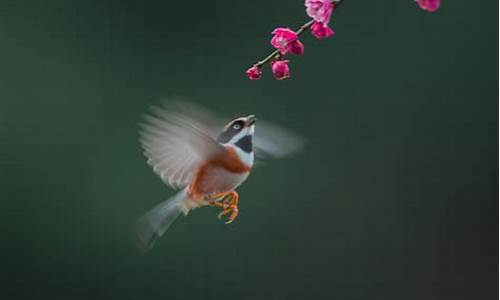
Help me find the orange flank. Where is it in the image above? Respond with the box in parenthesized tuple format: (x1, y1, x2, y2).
(215, 147, 252, 173)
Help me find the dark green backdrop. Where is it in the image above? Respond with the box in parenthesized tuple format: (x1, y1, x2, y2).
(1, 1, 497, 299)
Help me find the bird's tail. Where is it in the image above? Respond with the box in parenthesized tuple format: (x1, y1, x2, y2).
(133, 189, 188, 253)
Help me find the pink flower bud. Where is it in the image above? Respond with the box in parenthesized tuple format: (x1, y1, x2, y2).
(310, 21, 334, 39)
(246, 65, 262, 80)
(271, 27, 298, 55)
(271, 60, 290, 80)
(415, 0, 440, 12)
(290, 40, 304, 56)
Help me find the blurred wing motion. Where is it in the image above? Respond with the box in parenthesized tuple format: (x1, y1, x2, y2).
(253, 120, 305, 159)
(139, 102, 224, 189)
(139, 101, 305, 187)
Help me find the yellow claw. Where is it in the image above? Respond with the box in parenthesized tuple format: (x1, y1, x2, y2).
(210, 191, 239, 224)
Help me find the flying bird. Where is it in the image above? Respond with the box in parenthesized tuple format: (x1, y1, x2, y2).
(134, 101, 304, 252)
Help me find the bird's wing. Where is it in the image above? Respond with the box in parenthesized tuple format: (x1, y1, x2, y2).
(139, 102, 224, 189)
(253, 120, 305, 159)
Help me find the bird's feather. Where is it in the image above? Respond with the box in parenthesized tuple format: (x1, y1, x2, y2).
(139, 102, 224, 188)
(253, 119, 305, 159)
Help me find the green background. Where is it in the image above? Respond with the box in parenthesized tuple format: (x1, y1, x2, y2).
(1, 0, 497, 299)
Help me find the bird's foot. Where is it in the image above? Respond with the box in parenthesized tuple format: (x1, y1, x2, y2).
(209, 191, 239, 224)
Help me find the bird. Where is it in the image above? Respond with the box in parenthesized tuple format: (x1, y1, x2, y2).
(133, 101, 304, 252)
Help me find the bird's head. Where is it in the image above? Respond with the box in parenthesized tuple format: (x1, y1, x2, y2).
(217, 115, 256, 154)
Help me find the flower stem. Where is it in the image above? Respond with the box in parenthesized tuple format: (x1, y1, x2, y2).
(253, 0, 345, 68)
(255, 50, 280, 68)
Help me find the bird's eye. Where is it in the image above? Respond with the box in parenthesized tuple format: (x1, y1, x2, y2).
(232, 123, 241, 130)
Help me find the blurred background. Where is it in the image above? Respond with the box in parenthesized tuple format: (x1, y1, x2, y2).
(0, 0, 497, 299)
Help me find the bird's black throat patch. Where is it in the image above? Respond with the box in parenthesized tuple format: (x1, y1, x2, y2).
(235, 135, 252, 153)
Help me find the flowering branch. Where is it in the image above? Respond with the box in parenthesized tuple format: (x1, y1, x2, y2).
(253, 0, 344, 69)
(245, 0, 441, 81)
(253, 19, 315, 69)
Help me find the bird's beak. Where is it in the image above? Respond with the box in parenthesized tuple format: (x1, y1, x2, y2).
(246, 115, 257, 126)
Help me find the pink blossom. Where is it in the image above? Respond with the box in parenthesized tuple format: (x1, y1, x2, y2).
(415, 0, 440, 12)
(305, 0, 334, 25)
(271, 60, 290, 80)
(290, 40, 304, 56)
(271, 28, 298, 55)
(310, 21, 334, 39)
(246, 65, 262, 80)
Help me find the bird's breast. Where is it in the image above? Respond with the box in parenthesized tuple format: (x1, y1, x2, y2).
(188, 147, 252, 199)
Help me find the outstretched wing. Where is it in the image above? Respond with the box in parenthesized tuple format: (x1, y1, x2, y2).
(253, 120, 305, 159)
(139, 102, 224, 189)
